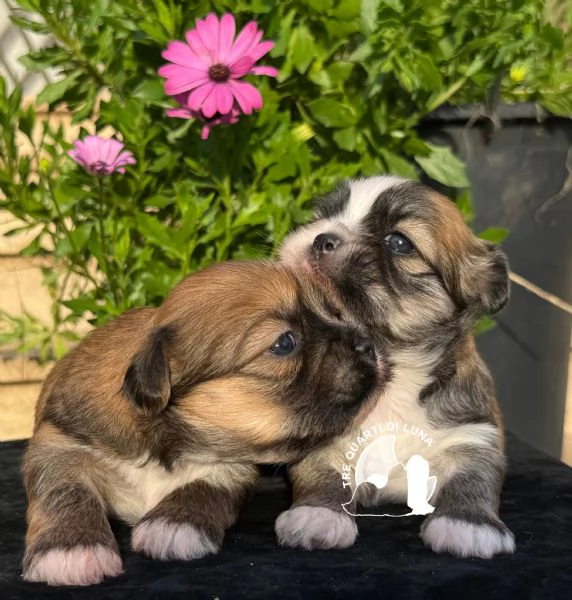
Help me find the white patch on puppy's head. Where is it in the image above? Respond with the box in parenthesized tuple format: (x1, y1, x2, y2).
(342, 176, 407, 228)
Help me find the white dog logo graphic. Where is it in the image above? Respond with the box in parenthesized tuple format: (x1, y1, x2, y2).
(342, 434, 436, 518)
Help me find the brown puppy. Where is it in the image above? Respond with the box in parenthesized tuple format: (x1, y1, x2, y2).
(22, 260, 385, 586)
(278, 176, 515, 559)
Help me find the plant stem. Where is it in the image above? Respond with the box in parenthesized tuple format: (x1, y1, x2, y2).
(47, 178, 80, 260)
(218, 175, 233, 262)
(96, 178, 120, 309)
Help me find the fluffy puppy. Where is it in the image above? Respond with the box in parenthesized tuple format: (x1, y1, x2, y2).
(278, 176, 515, 559)
(22, 261, 385, 586)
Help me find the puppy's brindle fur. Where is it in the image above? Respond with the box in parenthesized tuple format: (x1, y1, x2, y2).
(22, 261, 384, 586)
(278, 176, 515, 559)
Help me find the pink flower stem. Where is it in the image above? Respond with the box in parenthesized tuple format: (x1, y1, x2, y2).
(96, 178, 120, 308)
(216, 174, 233, 262)
(46, 177, 81, 265)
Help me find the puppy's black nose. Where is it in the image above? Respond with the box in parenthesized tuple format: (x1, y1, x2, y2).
(355, 339, 376, 364)
(313, 233, 341, 254)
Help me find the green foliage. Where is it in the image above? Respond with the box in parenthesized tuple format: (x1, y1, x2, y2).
(1, 0, 570, 356)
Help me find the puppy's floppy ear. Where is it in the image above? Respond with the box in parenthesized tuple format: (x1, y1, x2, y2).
(453, 240, 510, 315)
(122, 326, 173, 415)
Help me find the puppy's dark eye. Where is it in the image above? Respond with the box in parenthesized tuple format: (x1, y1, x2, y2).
(384, 233, 415, 255)
(270, 332, 298, 356)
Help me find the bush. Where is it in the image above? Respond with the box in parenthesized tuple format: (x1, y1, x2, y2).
(0, 0, 570, 358)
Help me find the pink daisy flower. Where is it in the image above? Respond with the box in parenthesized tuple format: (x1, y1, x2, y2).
(158, 13, 278, 120)
(68, 136, 136, 176)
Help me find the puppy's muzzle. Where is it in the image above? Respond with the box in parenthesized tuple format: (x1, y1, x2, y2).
(313, 233, 342, 255)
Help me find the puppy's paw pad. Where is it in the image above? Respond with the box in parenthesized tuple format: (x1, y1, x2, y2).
(275, 506, 357, 550)
(421, 516, 515, 558)
(132, 519, 219, 561)
(23, 545, 123, 586)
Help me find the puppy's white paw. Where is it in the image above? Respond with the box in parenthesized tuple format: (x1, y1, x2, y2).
(23, 545, 123, 586)
(275, 506, 357, 550)
(421, 516, 515, 559)
(132, 519, 219, 561)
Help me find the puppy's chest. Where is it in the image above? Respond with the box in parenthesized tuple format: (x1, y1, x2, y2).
(361, 363, 441, 462)
(103, 455, 232, 524)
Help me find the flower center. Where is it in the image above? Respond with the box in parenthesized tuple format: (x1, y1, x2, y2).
(89, 160, 109, 174)
(208, 63, 231, 82)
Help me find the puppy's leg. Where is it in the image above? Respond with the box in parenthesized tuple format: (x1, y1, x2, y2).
(22, 432, 122, 586)
(420, 443, 515, 559)
(132, 467, 257, 561)
(275, 453, 358, 550)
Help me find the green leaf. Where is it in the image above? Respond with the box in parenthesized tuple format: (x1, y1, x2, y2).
(379, 149, 418, 179)
(412, 55, 442, 91)
(381, 0, 404, 11)
(66, 223, 94, 254)
(415, 143, 469, 187)
(266, 154, 298, 181)
(327, 62, 354, 87)
(479, 227, 509, 244)
(114, 228, 131, 264)
(288, 26, 316, 74)
(151, 0, 176, 36)
(36, 73, 81, 106)
(136, 213, 184, 258)
(456, 191, 474, 224)
(132, 79, 165, 102)
(63, 295, 100, 315)
(361, 0, 379, 33)
(301, 0, 332, 10)
(333, 128, 357, 151)
(307, 98, 358, 128)
(7, 86, 23, 115)
(333, 0, 361, 19)
(348, 43, 372, 62)
(10, 15, 50, 34)
(19, 47, 68, 71)
(475, 316, 496, 336)
(541, 95, 572, 117)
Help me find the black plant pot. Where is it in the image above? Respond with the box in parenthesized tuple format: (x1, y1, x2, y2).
(419, 103, 572, 460)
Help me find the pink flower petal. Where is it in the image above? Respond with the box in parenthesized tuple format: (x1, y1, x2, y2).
(158, 64, 207, 79)
(243, 40, 274, 64)
(227, 21, 259, 64)
(187, 82, 216, 112)
(162, 41, 209, 69)
(185, 29, 210, 59)
(230, 55, 256, 77)
(228, 80, 263, 114)
(201, 84, 221, 118)
(114, 151, 136, 166)
(196, 14, 219, 57)
(160, 64, 211, 95)
(217, 13, 236, 63)
(167, 107, 194, 119)
(172, 92, 189, 106)
(101, 139, 124, 165)
(213, 84, 234, 115)
(249, 65, 279, 77)
(82, 136, 103, 164)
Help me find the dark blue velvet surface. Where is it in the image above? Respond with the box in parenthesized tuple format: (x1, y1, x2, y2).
(2, 434, 572, 599)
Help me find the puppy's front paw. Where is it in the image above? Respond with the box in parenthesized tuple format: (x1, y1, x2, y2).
(420, 515, 515, 558)
(275, 506, 357, 550)
(132, 519, 219, 561)
(23, 545, 123, 586)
